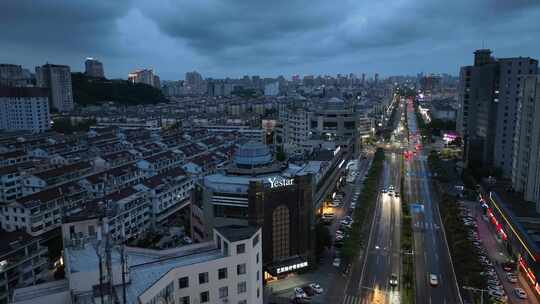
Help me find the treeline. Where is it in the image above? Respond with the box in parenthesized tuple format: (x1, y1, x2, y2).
(71, 73, 168, 105)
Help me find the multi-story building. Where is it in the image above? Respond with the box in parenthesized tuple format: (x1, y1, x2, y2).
(1, 182, 86, 236)
(278, 103, 311, 154)
(35, 64, 74, 112)
(84, 57, 104, 78)
(512, 75, 540, 212)
(12, 219, 263, 304)
(457, 49, 538, 175)
(0, 231, 48, 304)
(128, 69, 160, 88)
(135, 168, 194, 223)
(0, 88, 51, 133)
(0, 64, 31, 87)
(200, 142, 314, 280)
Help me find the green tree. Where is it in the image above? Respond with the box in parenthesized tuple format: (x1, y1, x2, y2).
(315, 223, 332, 257)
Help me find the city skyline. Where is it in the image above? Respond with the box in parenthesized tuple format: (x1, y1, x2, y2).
(1, 1, 540, 79)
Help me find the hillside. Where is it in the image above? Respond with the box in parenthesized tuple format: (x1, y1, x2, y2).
(71, 72, 167, 105)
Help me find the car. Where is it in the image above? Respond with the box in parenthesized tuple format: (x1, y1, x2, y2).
(335, 235, 344, 241)
(322, 213, 335, 220)
(351, 202, 357, 208)
(182, 236, 193, 244)
(507, 274, 518, 284)
(388, 192, 393, 197)
(395, 193, 400, 198)
(389, 273, 399, 287)
(381, 189, 388, 194)
(302, 286, 315, 297)
(294, 287, 307, 298)
(514, 288, 527, 299)
(429, 274, 438, 286)
(389, 185, 395, 191)
(309, 283, 323, 294)
(333, 258, 341, 267)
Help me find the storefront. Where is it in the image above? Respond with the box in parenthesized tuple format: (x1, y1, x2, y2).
(484, 192, 540, 300)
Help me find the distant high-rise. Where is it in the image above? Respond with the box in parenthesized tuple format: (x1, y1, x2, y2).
(361, 73, 366, 84)
(374, 73, 379, 84)
(35, 63, 74, 112)
(512, 75, 540, 213)
(185, 71, 203, 87)
(457, 49, 538, 175)
(0, 87, 51, 133)
(128, 68, 160, 88)
(84, 57, 104, 78)
(0, 64, 33, 87)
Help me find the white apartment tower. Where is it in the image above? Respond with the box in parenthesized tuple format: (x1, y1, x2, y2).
(0, 87, 51, 133)
(35, 63, 74, 112)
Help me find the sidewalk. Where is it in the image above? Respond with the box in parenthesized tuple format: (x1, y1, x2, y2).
(467, 201, 540, 304)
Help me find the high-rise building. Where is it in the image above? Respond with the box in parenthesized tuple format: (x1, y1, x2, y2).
(84, 57, 104, 78)
(512, 75, 540, 212)
(0, 87, 51, 133)
(0, 64, 32, 87)
(374, 73, 379, 84)
(457, 49, 538, 175)
(35, 63, 74, 112)
(264, 82, 279, 96)
(128, 68, 160, 88)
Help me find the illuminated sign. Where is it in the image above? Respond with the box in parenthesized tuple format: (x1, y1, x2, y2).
(268, 176, 294, 189)
(276, 261, 308, 274)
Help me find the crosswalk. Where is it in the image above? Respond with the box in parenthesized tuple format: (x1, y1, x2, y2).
(413, 221, 440, 230)
(342, 294, 360, 304)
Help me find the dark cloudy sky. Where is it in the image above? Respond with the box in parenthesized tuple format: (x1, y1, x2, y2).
(1, 0, 540, 80)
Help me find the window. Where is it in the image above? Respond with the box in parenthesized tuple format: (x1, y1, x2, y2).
(237, 263, 246, 275)
(238, 281, 247, 294)
(256, 252, 259, 264)
(238, 300, 247, 304)
(257, 270, 260, 281)
(178, 276, 189, 289)
(200, 291, 209, 303)
(257, 287, 260, 298)
(272, 205, 290, 260)
(199, 272, 209, 284)
(180, 296, 190, 304)
(219, 286, 228, 298)
(218, 267, 227, 280)
(236, 243, 245, 254)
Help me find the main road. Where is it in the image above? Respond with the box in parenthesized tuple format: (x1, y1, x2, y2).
(342, 97, 405, 304)
(404, 97, 462, 304)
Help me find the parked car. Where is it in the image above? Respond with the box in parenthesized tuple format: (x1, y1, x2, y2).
(294, 287, 307, 298)
(302, 286, 315, 297)
(333, 258, 341, 267)
(514, 288, 527, 299)
(506, 274, 518, 283)
(309, 283, 323, 294)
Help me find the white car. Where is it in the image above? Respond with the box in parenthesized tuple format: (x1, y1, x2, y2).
(514, 288, 527, 299)
(429, 274, 438, 286)
(294, 287, 307, 298)
(333, 258, 341, 267)
(507, 274, 518, 283)
(309, 283, 323, 294)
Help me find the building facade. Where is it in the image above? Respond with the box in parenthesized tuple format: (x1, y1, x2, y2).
(35, 64, 74, 112)
(201, 143, 314, 280)
(0, 88, 51, 133)
(457, 49, 538, 175)
(84, 58, 104, 78)
(128, 69, 160, 88)
(512, 75, 540, 212)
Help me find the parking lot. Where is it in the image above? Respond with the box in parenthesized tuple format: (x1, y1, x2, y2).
(459, 200, 539, 304)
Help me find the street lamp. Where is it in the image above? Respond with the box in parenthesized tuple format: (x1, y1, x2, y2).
(462, 286, 488, 304)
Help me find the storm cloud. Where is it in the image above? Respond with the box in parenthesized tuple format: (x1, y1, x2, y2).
(1, 0, 540, 79)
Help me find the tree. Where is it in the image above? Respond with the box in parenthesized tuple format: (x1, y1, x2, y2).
(275, 146, 286, 161)
(315, 223, 332, 257)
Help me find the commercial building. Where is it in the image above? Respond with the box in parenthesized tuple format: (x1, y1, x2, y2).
(12, 218, 263, 304)
(457, 49, 538, 175)
(35, 64, 74, 112)
(0, 87, 51, 133)
(512, 75, 540, 211)
(200, 142, 314, 280)
(481, 190, 540, 300)
(84, 57, 104, 78)
(278, 102, 311, 155)
(0, 231, 48, 304)
(309, 97, 361, 153)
